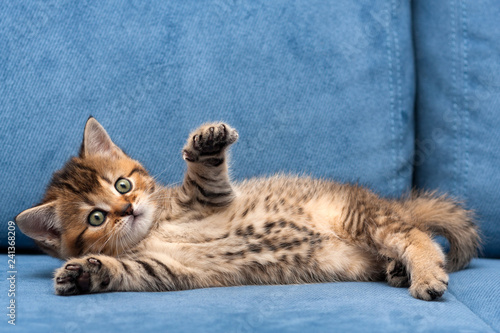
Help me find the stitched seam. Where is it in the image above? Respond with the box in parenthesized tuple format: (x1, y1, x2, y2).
(461, 0, 470, 198)
(386, 0, 396, 196)
(447, 288, 498, 332)
(392, 0, 403, 195)
(450, 0, 459, 196)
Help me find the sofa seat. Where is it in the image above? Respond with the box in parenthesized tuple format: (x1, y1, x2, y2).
(5, 255, 498, 333)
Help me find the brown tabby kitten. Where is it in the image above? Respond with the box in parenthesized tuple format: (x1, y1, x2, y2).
(15, 117, 480, 301)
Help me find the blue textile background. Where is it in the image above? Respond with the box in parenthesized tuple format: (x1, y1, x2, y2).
(0, 0, 415, 249)
(413, 0, 500, 257)
(1, 1, 500, 333)
(0, 255, 497, 333)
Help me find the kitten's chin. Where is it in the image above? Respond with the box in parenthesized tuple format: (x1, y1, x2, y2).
(120, 206, 154, 250)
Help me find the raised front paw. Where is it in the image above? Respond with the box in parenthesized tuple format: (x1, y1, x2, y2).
(183, 123, 238, 162)
(54, 257, 111, 296)
(409, 266, 449, 301)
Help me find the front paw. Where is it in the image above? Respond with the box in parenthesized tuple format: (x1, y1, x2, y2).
(409, 266, 449, 301)
(54, 257, 111, 296)
(183, 123, 238, 162)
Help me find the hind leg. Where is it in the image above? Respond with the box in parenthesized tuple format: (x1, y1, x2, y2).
(339, 206, 449, 300)
(378, 227, 449, 300)
(385, 258, 410, 288)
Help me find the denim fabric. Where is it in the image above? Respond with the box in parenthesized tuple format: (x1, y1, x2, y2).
(413, 0, 500, 257)
(2, 2, 500, 333)
(448, 259, 500, 332)
(0, 0, 415, 249)
(1, 255, 497, 333)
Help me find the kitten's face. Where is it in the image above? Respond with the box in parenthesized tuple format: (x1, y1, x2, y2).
(16, 118, 157, 259)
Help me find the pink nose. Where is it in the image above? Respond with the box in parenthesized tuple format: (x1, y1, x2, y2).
(119, 203, 134, 216)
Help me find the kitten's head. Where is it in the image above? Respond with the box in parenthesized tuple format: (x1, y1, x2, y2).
(16, 117, 157, 259)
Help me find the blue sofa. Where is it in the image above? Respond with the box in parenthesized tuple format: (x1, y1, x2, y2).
(1, 1, 499, 332)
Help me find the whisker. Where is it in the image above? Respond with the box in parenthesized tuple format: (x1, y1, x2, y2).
(162, 180, 182, 187)
(97, 226, 119, 254)
(151, 163, 179, 183)
(118, 229, 134, 258)
(117, 233, 136, 262)
(85, 228, 115, 254)
(116, 234, 126, 257)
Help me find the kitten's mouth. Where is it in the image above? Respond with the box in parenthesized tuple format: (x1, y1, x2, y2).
(129, 211, 143, 225)
(119, 203, 152, 245)
(129, 205, 149, 228)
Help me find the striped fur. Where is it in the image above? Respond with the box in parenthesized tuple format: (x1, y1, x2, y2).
(15, 118, 480, 301)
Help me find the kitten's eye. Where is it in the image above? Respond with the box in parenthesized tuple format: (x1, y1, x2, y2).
(88, 210, 107, 226)
(115, 178, 132, 194)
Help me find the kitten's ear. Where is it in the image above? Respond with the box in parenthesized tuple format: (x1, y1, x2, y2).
(15, 202, 62, 256)
(79, 117, 124, 158)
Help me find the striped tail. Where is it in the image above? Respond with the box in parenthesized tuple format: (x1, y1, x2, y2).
(403, 191, 481, 272)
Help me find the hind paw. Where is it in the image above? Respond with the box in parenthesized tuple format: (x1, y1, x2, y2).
(386, 259, 410, 288)
(409, 266, 448, 301)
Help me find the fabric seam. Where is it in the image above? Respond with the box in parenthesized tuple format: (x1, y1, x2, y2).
(461, 0, 470, 199)
(392, 0, 404, 196)
(387, 0, 396, 196)
(447, 288, 498, 332)
(450, 0, 459, 196)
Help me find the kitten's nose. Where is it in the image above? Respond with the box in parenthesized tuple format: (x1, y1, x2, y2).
(119, 203, 134, 216)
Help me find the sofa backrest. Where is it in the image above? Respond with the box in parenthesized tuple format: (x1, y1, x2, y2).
(413, 0, 500, 257)
(0, 0, 415, 250)
(10, 0, 500, 259)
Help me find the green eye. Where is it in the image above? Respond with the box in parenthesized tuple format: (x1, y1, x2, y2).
(88, 210, 106, 226)
(115, 178, 132, 194)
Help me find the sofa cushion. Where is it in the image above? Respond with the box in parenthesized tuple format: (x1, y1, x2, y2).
(3, 255, 497, 332)
(413, 0, 500, 257)
(448, 259, 500, 332)
(0, 0, 415, 249)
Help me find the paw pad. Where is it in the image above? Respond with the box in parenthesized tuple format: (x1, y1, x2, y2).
(88, 257, 101, 267)
(183, 123, 238, 162)
(55, 257, 110, 296)
(427, 288, 444, 300)
(65, 264, 82, 271)
(56, 276, 73, 284)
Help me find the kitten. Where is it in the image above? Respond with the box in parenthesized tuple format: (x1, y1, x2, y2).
(15, 117, 480, 300)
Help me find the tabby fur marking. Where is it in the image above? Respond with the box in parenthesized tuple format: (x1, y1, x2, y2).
(15, 117, 480, 301)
